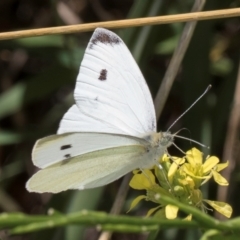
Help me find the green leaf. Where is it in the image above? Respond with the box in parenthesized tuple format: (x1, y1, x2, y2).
(146, 206, 161, 217)
(0, 65, 76, 119)
(15, 36, 64, 48)
(0, 131, 22, 145)
(58, 49, 85, 69)
(200, 229, 239, 240)
(127, 195, 146, 213)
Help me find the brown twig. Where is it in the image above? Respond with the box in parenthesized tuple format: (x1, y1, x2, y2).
(216, 61, 240, 219)
(154, 0, 206, 119)
(0, 8, 239, 40)
(56, 2, 83, 25)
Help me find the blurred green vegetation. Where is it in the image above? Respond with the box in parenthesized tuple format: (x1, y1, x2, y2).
(0, 0, 239, 239)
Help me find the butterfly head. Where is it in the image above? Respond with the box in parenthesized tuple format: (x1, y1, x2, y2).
(159, 131, 174, 148)
(144, 132, 174, 149)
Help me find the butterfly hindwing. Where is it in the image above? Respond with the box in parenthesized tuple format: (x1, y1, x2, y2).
(27, 145, 147, 193)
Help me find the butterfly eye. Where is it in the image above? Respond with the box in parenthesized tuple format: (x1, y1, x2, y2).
(160, 132, 173, 147)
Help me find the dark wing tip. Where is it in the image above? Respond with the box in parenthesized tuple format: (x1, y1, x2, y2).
(89, 28, 121, 48)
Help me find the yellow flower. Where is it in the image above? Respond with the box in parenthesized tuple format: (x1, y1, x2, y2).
(128, 148, 232, 219)
(184, 148, 229, 186)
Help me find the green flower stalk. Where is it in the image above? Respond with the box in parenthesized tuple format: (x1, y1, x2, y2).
(128, 148, 232, 219)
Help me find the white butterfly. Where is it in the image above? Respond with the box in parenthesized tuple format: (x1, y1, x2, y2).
(26, 28, 174, 193)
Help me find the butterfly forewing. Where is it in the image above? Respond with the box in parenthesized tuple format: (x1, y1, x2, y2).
(58, 28, 156, 137)
(32, 132, 147, 168)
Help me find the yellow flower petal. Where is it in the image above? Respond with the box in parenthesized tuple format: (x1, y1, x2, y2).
(183, 214, 192, 221)
(212, 170, 229, 186)
(133, 169, 140, 174)
(168, 158, 185, 180)
(129, 170, 156, 189)
(183, 165, 208, 180)
(146, 206, 161, 217)
(216, 161, 229, 172)
(204, 200, 232, 218)
(160, 154, 170, 163)
(203, 156, 219, 174)
(127, 195, 146, 213)
(185, 176, 195, 188)
(165, 204, 178, 219)
(186, 148, 203, 166)
(168, 162, 178, 179)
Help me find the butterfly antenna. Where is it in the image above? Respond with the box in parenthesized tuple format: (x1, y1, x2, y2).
(167, 85, 212, 131)
(172, 142, 186, 155)
(173, 127, 189, 136)
(174, 135, 209, 148)
(173, 128, 209, 148)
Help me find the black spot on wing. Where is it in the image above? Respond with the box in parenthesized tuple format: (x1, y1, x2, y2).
(89, 29, 121, 49)
(64, 154, 71, 158)
(60, 144, 72, 150)
(98, 69, 107, 81)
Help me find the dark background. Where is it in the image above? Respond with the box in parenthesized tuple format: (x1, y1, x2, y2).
(0, 0, 239, 239)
